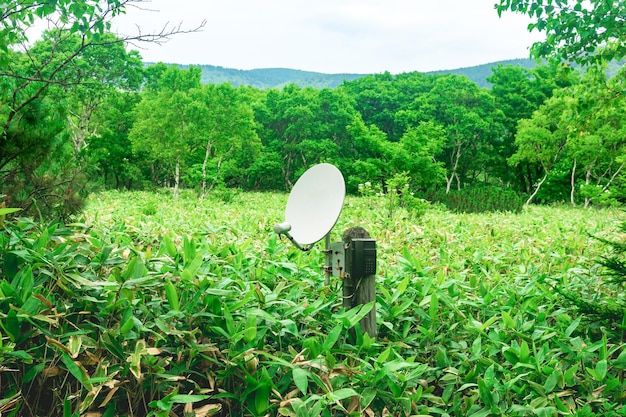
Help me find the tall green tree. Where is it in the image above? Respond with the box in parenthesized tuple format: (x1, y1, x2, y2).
(496, 0, 626, 65)
(190, 83, 262, 196)
(406, 75, 504, 192)
(564, 69, 626, 206)
(88, 90, 144, 189)
(0, 1, 203, 217)
(509, 94, 571, 204)
(341, 71, 437, 141)
(497, 0, 626, 345)
(487, 62, 577, 192)
(129, 66, 203, 200)
(62, 33, 144, 156)
(255, 84, 359, 190)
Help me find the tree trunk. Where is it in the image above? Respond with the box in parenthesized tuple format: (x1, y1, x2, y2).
(200, 141, 212, 200)
(445, 174, 454, 194)
(570, 158, 577, 206)
(174, 157, 180, 201)
(526, 171, 548, 205)
(584, 168, 592, 208)
(207, 158, 222, 193)
(282, 153, 294, 191)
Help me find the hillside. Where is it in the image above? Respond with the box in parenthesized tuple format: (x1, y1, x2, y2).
(171, 64, 365, 88)
(161, 58, 623, 89)
(160, 59, 535, 89)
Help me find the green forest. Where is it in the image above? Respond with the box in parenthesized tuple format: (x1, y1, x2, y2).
(2, 4, 625, 220)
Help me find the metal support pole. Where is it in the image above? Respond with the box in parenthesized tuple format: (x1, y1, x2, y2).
(324, 233, 332, 286)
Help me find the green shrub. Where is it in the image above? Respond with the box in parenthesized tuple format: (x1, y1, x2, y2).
(359, 172, 430, 221)
(428, 186, 525, 213)
(1, 192, 624, 416)
(557, 220, 626, 337)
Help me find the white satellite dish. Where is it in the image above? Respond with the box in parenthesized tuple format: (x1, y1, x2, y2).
(275, 163, 345, 247)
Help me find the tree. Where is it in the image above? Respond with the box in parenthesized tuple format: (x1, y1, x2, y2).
(496, 0, 626, 65)
(487, 62, 577, 192)
(129, 65, 203, 200)
(0, 1, 203, 217)
(496, 0, 626, 339)
(255, 84, 359, 190)
(341, 71, 436, 142)
(395, 122, 447, 190)
(191, 83, 261, 196)
(88, 90, 144, 189)
(564, 69, 626, 206)
(61, 33, 144, 156)
(509, 94, 571, 204)
(405, 75, 504, 193)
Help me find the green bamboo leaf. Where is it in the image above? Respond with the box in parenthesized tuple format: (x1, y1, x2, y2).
(477, 378, 492, 407)
(395, 275, 410, 299)
(164, 278, 180, 311)
(501, 310, 516, 329)
(468, 409, 491, 417)
(543, 369, 561, 393)
(322, 325, 342, 352)
(429, 292, 439, 320)
(254, 371, 271, 415)
(61, 353, 92, 391)
(122, 257, 147, 280)
(520, 340, 531, 363)
(564, 363, 579, 385)
(564, 317, 581, 337)
(170, 394, 210, 403)
(183, 235, 196, 266)
(0, 207, 21, 215)
(376, 347, 392, 364)
(1, 310, 20, 342)
(68, 335, 82, 358)
(120, 310, 134, 335)
(595, 359, 608, 380)
(243, 314, 257, 343)
(292, 367, 308, 395)
(327, 388, 358, 402)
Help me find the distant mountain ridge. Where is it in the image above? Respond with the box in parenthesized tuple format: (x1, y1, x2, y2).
(162, 58, 539, 89)
(153, 58, 624, 89)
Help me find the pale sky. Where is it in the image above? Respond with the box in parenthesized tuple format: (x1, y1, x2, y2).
(112, 0, 545, 74)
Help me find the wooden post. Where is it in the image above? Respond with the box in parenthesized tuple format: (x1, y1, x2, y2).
(342, 226, 377, 339)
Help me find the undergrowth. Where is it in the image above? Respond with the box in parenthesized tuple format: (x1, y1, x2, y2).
(0, 190, 625, 416)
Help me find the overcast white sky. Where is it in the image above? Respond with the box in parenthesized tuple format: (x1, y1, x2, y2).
(112, 0, 544, 74)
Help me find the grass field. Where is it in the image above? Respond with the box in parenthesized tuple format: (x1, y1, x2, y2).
(2, 189, 626, 416)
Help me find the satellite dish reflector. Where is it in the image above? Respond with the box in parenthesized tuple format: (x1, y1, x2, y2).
(283, 163, 345, 245)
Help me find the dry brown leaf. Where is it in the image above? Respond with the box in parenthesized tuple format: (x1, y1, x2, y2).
(193, 403, 222, 417)
(592, 384, 607, 398)
(346, 395, 360, 413)
(99, 386, 119, 408)
(45, 336, 72, 354)
(83, 351, 100, 366)
(42, 366, 62, 377)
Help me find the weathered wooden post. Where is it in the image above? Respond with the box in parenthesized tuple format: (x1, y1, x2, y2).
(342, 226, 377, 339)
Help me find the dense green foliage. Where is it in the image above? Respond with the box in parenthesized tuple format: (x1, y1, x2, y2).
(1, 191, 626, 416)
(2, 11, 626, 218)
(429, 186, 525, 213)
(496, 0, 626, 65)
